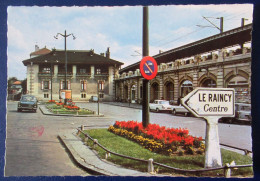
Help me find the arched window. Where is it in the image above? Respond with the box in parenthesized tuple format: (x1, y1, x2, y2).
(180, 80, 193, 97)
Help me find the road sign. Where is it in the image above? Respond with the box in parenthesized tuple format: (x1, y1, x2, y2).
(140, 56, 158, 80)
(181, 88, 235, 118)
(181, 87, 235, 168)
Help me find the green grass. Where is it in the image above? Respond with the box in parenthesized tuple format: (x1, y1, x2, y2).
(81, 129, 253, 177)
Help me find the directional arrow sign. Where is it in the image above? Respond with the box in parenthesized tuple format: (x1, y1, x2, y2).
(181, 87, 235, 168)
(181, 88, 235, 118)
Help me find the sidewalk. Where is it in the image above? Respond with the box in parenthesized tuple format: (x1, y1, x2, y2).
(39, 105, 104, 117)
(58, 132, 153, 176)
(102, 102, 142, 109)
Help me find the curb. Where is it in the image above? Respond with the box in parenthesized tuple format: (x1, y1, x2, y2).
(102, 102, 142, 110)
(57, 134, 110, 176)
(39, 105, 104, 117)
(58, 133, 153, 176)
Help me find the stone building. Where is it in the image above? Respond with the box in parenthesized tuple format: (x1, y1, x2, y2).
(23, 47, 123, 101)
(115, 24, 252, 104)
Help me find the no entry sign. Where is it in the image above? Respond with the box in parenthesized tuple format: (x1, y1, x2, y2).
(140, 56, 158, 80)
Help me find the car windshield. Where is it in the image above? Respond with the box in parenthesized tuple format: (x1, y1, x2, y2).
(21, 96, 35, 101)
(159, 101, 170, 105)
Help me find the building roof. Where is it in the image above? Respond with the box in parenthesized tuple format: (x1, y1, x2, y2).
(120, 23, 252, 73)
(30, 47, 51, 56)
(23, 49, 124, 66)
(13, 81, 22, 85)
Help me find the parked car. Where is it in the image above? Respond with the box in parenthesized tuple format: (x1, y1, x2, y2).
(149, 100, 173, 112)
(220, 103, 251, 124)
(17, 95, 38, 112)
(171, 105, 190, 116)
(89, 96, 98, 102)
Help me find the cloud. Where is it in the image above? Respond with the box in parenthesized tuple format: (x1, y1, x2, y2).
(6, 5, 253, 79)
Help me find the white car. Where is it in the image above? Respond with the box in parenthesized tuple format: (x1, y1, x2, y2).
(149, 100, 173, 113)
(171, 105, 190, 116)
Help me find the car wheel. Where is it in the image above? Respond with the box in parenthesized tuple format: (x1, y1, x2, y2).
(172, 109, 176, 115)
(34, 109, 37, 113)
(17, 108, 21, 112)
(156, 108, 159, 113)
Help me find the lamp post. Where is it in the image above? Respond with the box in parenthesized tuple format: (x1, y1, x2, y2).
(50, 60, 53, 101)
(54, 30, 76, 105)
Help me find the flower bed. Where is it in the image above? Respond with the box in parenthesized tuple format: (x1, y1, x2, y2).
(46, 101, 94, 115)
(63, 105, 80, 110)
(108, 121, 205, 156)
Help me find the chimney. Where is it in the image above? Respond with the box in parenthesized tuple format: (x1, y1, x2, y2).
(35, 45, 39, 51)
(106, 47, 110, 59)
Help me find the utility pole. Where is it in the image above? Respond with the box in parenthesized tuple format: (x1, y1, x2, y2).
(198, 16, 224, 33)
(142, 6, 150, 128)
(241, 18, 248, 27)
(219, 17, 223, 33)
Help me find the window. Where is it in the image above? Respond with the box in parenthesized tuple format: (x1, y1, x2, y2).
(44, 81, 49, 89)
(81, 94, 86, 98)
(97, 69, 101, 75)
(99, 93, 104, 99)
(41, 80, 51, 90)
(42, 67, 50, 73)
(98, 81, 104, 91)
(80, 68, 86, 74)
(44, 94, 49, 98)
(60, 80, 71, 90)
(81, 80, 87, 90)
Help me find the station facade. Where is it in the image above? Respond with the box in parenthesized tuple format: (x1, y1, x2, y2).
(115, 24, 252, 105)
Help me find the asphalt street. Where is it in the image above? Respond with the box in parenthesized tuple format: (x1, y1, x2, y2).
(76, 102, 252, 151)
(5, 101, 252, 176)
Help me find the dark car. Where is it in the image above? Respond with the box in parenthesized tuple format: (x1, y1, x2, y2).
(17, 95, 38, 112)
(89, 96, 98, 102)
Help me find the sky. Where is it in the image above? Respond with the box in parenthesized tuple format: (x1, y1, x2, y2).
(7, 4, 253, 80)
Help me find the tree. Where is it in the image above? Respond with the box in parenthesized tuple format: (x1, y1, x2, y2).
(21, 78, 27, 94)
(8, 77, 18, 94)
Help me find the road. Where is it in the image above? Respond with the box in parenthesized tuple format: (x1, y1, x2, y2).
(76, 102, 252, 151)
(5, 101, 252, 176)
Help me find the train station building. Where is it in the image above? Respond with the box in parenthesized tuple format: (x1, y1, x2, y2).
(115, 24, 252, 104)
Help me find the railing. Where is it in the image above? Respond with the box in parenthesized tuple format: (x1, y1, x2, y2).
(58, 72, 73, 76)
(38, 72, 53, 76)
(76, 73, 91, 76)
(76, 126, 253, 177)
(95, 73, 109, 76)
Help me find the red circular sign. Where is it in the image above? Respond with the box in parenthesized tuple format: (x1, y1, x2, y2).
(140, 56, 158, 80)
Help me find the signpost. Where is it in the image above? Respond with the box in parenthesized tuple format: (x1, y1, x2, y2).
(181, 88, 235, 168)
(140, 56, 158, 128)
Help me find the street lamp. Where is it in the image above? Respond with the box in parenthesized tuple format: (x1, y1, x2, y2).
(54, 30, 76, 105)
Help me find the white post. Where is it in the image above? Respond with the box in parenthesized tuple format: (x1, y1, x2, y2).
(205, 117, 222, 168)
(84, 136, 88, 142)
(148, 158, 154, 173)
(224, 163, 231, 178)
(93, 139, 98, 149)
